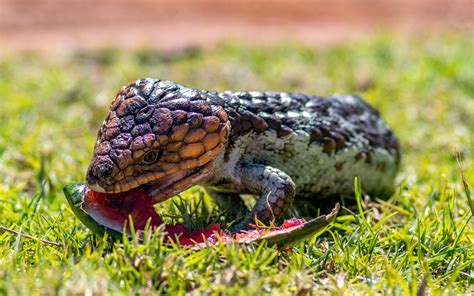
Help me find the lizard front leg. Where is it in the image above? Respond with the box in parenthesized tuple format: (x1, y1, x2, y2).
(231, 164, 296, 232)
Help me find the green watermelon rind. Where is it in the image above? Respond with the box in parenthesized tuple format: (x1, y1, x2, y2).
(63, 183, 123, 239)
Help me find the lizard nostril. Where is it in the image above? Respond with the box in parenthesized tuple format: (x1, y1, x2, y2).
(94, 163, 113, 179)
(86, 156, 116, 186)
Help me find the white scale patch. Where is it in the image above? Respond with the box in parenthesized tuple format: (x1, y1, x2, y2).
(218, 128, 397, 199)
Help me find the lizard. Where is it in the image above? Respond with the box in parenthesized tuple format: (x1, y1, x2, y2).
(85, 78, 400, 232)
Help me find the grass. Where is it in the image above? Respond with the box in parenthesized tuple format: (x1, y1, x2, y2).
(0, 33, 473, 295)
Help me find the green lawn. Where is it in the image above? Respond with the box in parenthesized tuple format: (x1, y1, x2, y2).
(0, 33, 472, 295)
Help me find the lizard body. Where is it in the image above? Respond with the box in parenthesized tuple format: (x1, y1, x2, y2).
(86, 78, 400, 231)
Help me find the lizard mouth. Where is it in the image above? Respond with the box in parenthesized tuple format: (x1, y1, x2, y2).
(145, 166, 204, 203)
(77, 162, 215, 237)
(89, 161, 214, 205)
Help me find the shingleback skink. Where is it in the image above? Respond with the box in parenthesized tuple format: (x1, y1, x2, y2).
(85, 78, 400, 231)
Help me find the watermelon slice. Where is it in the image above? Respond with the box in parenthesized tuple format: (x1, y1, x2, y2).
(63, 183, 339, 249)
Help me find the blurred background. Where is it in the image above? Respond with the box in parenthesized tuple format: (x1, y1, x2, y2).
(0, 0, 472, 52)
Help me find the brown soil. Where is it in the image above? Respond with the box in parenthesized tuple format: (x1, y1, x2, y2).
(0, 0, 472, 53)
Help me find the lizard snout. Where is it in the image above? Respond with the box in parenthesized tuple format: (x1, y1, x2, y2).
(85, 156, 117, 193)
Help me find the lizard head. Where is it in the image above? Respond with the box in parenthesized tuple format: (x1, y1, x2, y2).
(86, 78, 230, 203)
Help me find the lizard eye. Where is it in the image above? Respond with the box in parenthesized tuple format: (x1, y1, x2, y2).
(142, 150, 161, 164)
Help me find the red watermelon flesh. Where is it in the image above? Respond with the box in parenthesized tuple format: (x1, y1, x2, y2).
(82, 187, 314, 247)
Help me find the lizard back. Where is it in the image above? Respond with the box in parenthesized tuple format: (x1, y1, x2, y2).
(217, 90, 400, 199)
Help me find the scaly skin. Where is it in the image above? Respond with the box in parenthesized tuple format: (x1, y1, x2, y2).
(86, 78, 400, 231)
